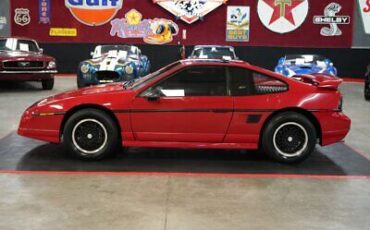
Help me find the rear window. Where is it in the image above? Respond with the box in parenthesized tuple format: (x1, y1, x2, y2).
(229, 67, 288, 96)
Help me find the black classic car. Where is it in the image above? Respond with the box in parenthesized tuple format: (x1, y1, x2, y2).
(0, 37, 57, 90)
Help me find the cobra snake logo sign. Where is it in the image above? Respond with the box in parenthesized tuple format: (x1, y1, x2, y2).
(313, 2, 350, 37)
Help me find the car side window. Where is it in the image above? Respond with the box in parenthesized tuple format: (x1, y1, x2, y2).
(229, 67, 288, 96)
(229, 67, 254, 96)
(253, 72, 288, 95)
(148, 67, 227, 97)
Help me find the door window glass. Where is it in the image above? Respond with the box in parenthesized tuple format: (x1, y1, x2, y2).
(151, 67, 227, 97)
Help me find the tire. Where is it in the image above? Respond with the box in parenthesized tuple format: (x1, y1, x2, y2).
(77, 77, 86, 89)
(364, 84, 370, 100)
(261, 112, 317, 163)
(63, 109, 120, 160)
(42, 78, 54, 90)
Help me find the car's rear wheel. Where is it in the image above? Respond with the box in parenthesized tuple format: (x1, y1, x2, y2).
(63, 109, 119, 160)
(261, 112, 317, 163)
(42, 78, 54, 90)
(365, 84, 370, 100)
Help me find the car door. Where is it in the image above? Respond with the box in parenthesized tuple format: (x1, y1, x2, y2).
(130, 66, 233, 143)
(224, 67, 289, 145)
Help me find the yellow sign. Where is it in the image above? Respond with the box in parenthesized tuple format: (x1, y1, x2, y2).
(49, 28, 77, 37)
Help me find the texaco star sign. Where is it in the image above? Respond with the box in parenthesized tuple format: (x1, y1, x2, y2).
(153, 0, 228, 24)
(257, 0, 309, 34)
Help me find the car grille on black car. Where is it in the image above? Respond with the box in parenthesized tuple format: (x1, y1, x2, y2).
(3, 61, 45, 71)
(95, 71, 120, 82)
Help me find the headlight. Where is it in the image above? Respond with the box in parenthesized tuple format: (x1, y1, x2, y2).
(47, 61, 56, 69)
(81, 64, 89, 74)
(125, 65, 134, 75)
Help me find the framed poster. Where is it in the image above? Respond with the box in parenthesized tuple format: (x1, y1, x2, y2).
(226, 6, 250, 42)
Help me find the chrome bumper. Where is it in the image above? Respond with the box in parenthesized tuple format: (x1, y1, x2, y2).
(0, 70, 58, 74)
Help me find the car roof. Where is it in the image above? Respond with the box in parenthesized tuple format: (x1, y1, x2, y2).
(284, 54, 326, 59)
(178, 59, 288, 81)
(180, 58, 245, 66)
(0, 36, 36, 41)
(193, 45, 234, 49)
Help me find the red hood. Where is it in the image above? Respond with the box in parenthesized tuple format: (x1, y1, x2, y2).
(52, 83, 127, 101)
(0, 50, 55, 61)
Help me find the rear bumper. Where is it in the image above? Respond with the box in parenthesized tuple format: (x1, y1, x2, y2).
(0, 70, 57, 81)
(315, 111, 351, 146)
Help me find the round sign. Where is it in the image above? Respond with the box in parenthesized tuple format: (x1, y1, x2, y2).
(257, 0, 309, 34)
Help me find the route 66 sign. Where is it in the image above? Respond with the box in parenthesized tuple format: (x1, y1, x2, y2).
(14, 8, 31, 26)
(153, 0, 228, 24)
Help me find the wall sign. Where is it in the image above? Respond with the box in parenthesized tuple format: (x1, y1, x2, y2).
(110, 9, 179, 44)
(49, 28, 77, 37)
(358, 0, 370, 34)
(313, 3, 350, 36)
(39, 0, 51, 24)
(257, 0, 309, 34)
(0, 0, 10, 36)
(14, 8, 31, 26)
(110, 9, 151, 38)
(65, 0, 123, 26)
(153, 0, 228, 24)
(226, 6, 250, 42)
(0, 17, 6, 30)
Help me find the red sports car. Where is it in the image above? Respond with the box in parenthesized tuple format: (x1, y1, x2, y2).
(0, 37, 57, 90)
(18, 59, 351, 163)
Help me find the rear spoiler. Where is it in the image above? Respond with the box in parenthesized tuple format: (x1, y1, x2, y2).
(292, 74, 343, 90)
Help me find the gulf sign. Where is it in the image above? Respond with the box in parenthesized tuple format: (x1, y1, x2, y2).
(65, 0, 123, 26)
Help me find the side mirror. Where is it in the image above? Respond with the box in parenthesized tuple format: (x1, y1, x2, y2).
(145, 88, 161, 102)
(39, 48, 44, 54)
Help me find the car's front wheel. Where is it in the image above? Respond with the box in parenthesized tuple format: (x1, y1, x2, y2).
(63, 109, 120, 160)
(77, 77, 86, 89)
(42, 78, 54, 90)
(261, 112, 317, 163)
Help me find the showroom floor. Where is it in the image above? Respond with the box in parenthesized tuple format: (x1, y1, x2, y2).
(0, 77, 369, 230)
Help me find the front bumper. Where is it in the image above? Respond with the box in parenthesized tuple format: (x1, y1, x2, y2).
(0, 70, 57, 81)
(18, 109, 63, 143)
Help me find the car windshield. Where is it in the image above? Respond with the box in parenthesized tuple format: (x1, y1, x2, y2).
(284, 55, 326, 65)
(128, 62, 181, 90)
(94, 45, 138, 59)
(192, 47, 235, 59)
(0, 38, 39, 52)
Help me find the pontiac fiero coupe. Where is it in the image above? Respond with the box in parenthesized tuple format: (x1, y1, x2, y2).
(18, 59, 350, 163)
(77, 45, 150, 88)
(0, 37, 57, 90)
